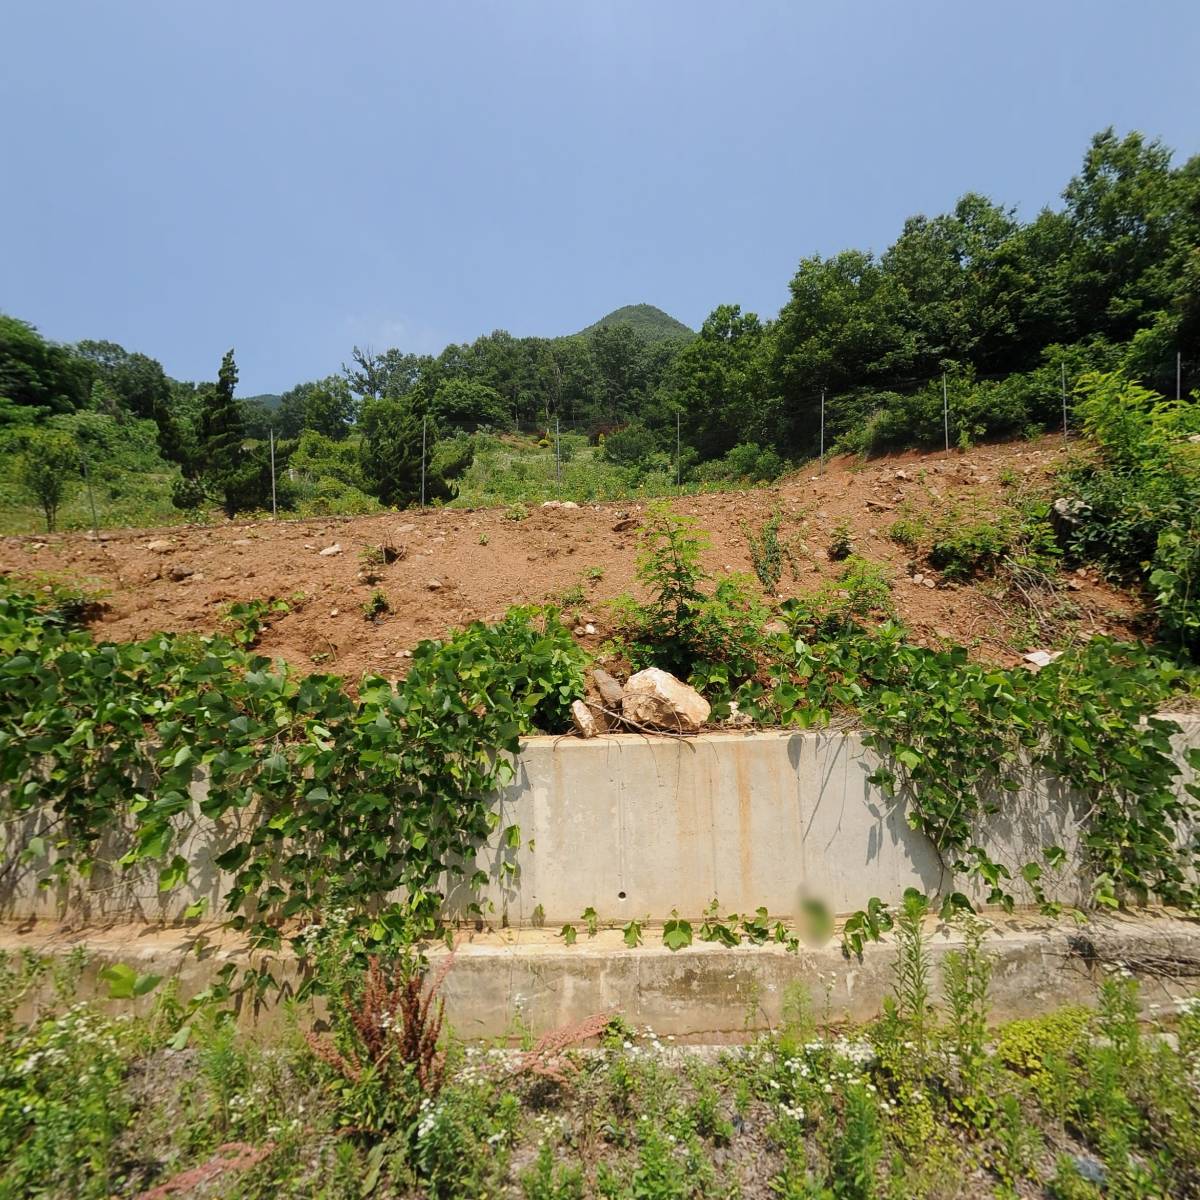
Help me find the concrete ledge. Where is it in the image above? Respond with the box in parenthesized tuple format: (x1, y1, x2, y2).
(5, 911, 1198, 1040)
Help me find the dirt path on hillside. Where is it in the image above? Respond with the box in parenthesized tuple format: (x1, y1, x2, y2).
(0, 437, 1140, 681)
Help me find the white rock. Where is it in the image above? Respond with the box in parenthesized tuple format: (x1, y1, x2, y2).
(427, 579, 442, 590)
(1022, 650, 1062, 671)
(622, 668, 710, 733)
(570, 699, 600, 738)
(584, 623, 596, 635)
(318, 543, 342, 556)
(541, 500, 562, 509)
(561, 501, 579, 509)
(145, 539, 173, 553)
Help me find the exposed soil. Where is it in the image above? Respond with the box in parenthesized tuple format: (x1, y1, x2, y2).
(0, 436, 1141, 682)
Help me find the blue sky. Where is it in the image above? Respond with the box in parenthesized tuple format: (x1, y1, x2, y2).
(3, 2, 1199, 395)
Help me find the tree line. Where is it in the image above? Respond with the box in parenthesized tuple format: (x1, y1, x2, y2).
(2, 128, 1196, 523)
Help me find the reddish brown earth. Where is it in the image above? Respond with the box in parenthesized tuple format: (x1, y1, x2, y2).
(0, 436, 1140, 682)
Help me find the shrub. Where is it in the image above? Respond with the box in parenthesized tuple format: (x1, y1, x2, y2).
(612, 503, 766, 684)
(1065, 371, 1200, 654)
(692, 441, 785, 485)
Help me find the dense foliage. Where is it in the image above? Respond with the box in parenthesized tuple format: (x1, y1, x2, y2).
(2, 129, 1196, 525)
(2, 931, 1199, 1197)
(0, 584, 585, 954)
(1063, 371, 1200, 653)
(607, 507, 1200, 934)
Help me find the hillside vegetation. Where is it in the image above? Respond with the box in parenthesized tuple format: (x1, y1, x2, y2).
(580, 302, 695, 342)
(1, 127, 1196, 539)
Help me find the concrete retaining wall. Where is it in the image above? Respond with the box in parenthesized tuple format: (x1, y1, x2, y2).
(4, 912, 1198, 1039)
(3, 718, 1198, 927)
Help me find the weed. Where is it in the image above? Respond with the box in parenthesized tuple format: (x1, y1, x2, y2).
(828, 521, 854, 562)
(826, 1082, 882, 1200)
(614, 502, 766, 683)
(942, 914, 992, 1109)
(362, 588, 391, 621)
(891, 889, 932, 1068)
(521, 1143, 585, 1199)
(505, 503, 529, 521)
(479, 532, 490, 545)
(746, 511, 785, 591)
(304, 953, 452, 1133)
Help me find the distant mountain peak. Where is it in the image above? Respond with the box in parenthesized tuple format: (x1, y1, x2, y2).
(580, 304, 694, 342)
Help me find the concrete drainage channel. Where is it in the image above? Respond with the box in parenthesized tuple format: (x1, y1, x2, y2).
(3, 720, 1198, 1037)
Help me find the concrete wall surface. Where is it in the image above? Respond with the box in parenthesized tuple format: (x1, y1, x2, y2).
(2, 911, 1197, 1039)
(3, 717, 1197, 927)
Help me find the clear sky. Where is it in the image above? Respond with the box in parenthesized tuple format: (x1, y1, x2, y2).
(3, 1, 1199, 395)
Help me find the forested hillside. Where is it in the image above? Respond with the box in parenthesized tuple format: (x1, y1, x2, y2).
(1, 128, 1196, 532)
(580, 303, 695, 342)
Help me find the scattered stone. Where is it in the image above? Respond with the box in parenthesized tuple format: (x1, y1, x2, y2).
(570, 699, 600, 739)
(584, 623, 596, 635)
(922, 578, 936, 589)
(911, 573, 925, 585)
(894, 469, 911, 481)
(427, 579, 442, 591)
(541, 500, 562, 509)
(167, 564, 194, 581)
(623, 668, 711, 733)
(573, 625, 585, 637)
(1050, 497, 1089, 537)
(318, 543, 342, 556)
(561, 501, 579, 509)
(865, 499, 893, 511)
(330, 607, 339, 617)
(762, 618, 789, 636)
(612, 517, 638, 532)
(592, 668, 625, 710)
(145, 539, 173, 553)
(230, 537, 253, 546)
(1022, 650, 1062, 671)
(724, 701, 753, 729)
(1071, 1155, 1106, 1187)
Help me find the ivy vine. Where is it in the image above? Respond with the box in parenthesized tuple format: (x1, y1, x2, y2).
(0, 582, 584, 956)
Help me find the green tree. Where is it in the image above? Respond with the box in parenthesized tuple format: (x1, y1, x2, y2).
(359, 396, 448, 506)
(178, 349, 276, 517)
(18, 428, 79, 531)
(276, 376, 357, 440)
(663, 304, 776, 460)
(73, 340, 171, 421)
(0, 316, 91, 415)
(430, 377, 507, 431)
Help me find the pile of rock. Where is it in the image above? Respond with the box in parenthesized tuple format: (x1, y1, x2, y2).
(569, 666, 711, 738)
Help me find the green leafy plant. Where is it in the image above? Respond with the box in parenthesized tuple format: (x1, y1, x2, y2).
(1065, 371, 1200, 655)
(827, 521, 853, 562)
(612, 502, 766, 683)
(0, 581, 586, 958)
(745, 511, 785, 591)
(662, 911, 693, 952)
(362, 588, 391, 621)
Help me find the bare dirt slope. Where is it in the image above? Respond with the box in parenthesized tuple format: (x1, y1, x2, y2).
(0, 437, 1139, 681)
